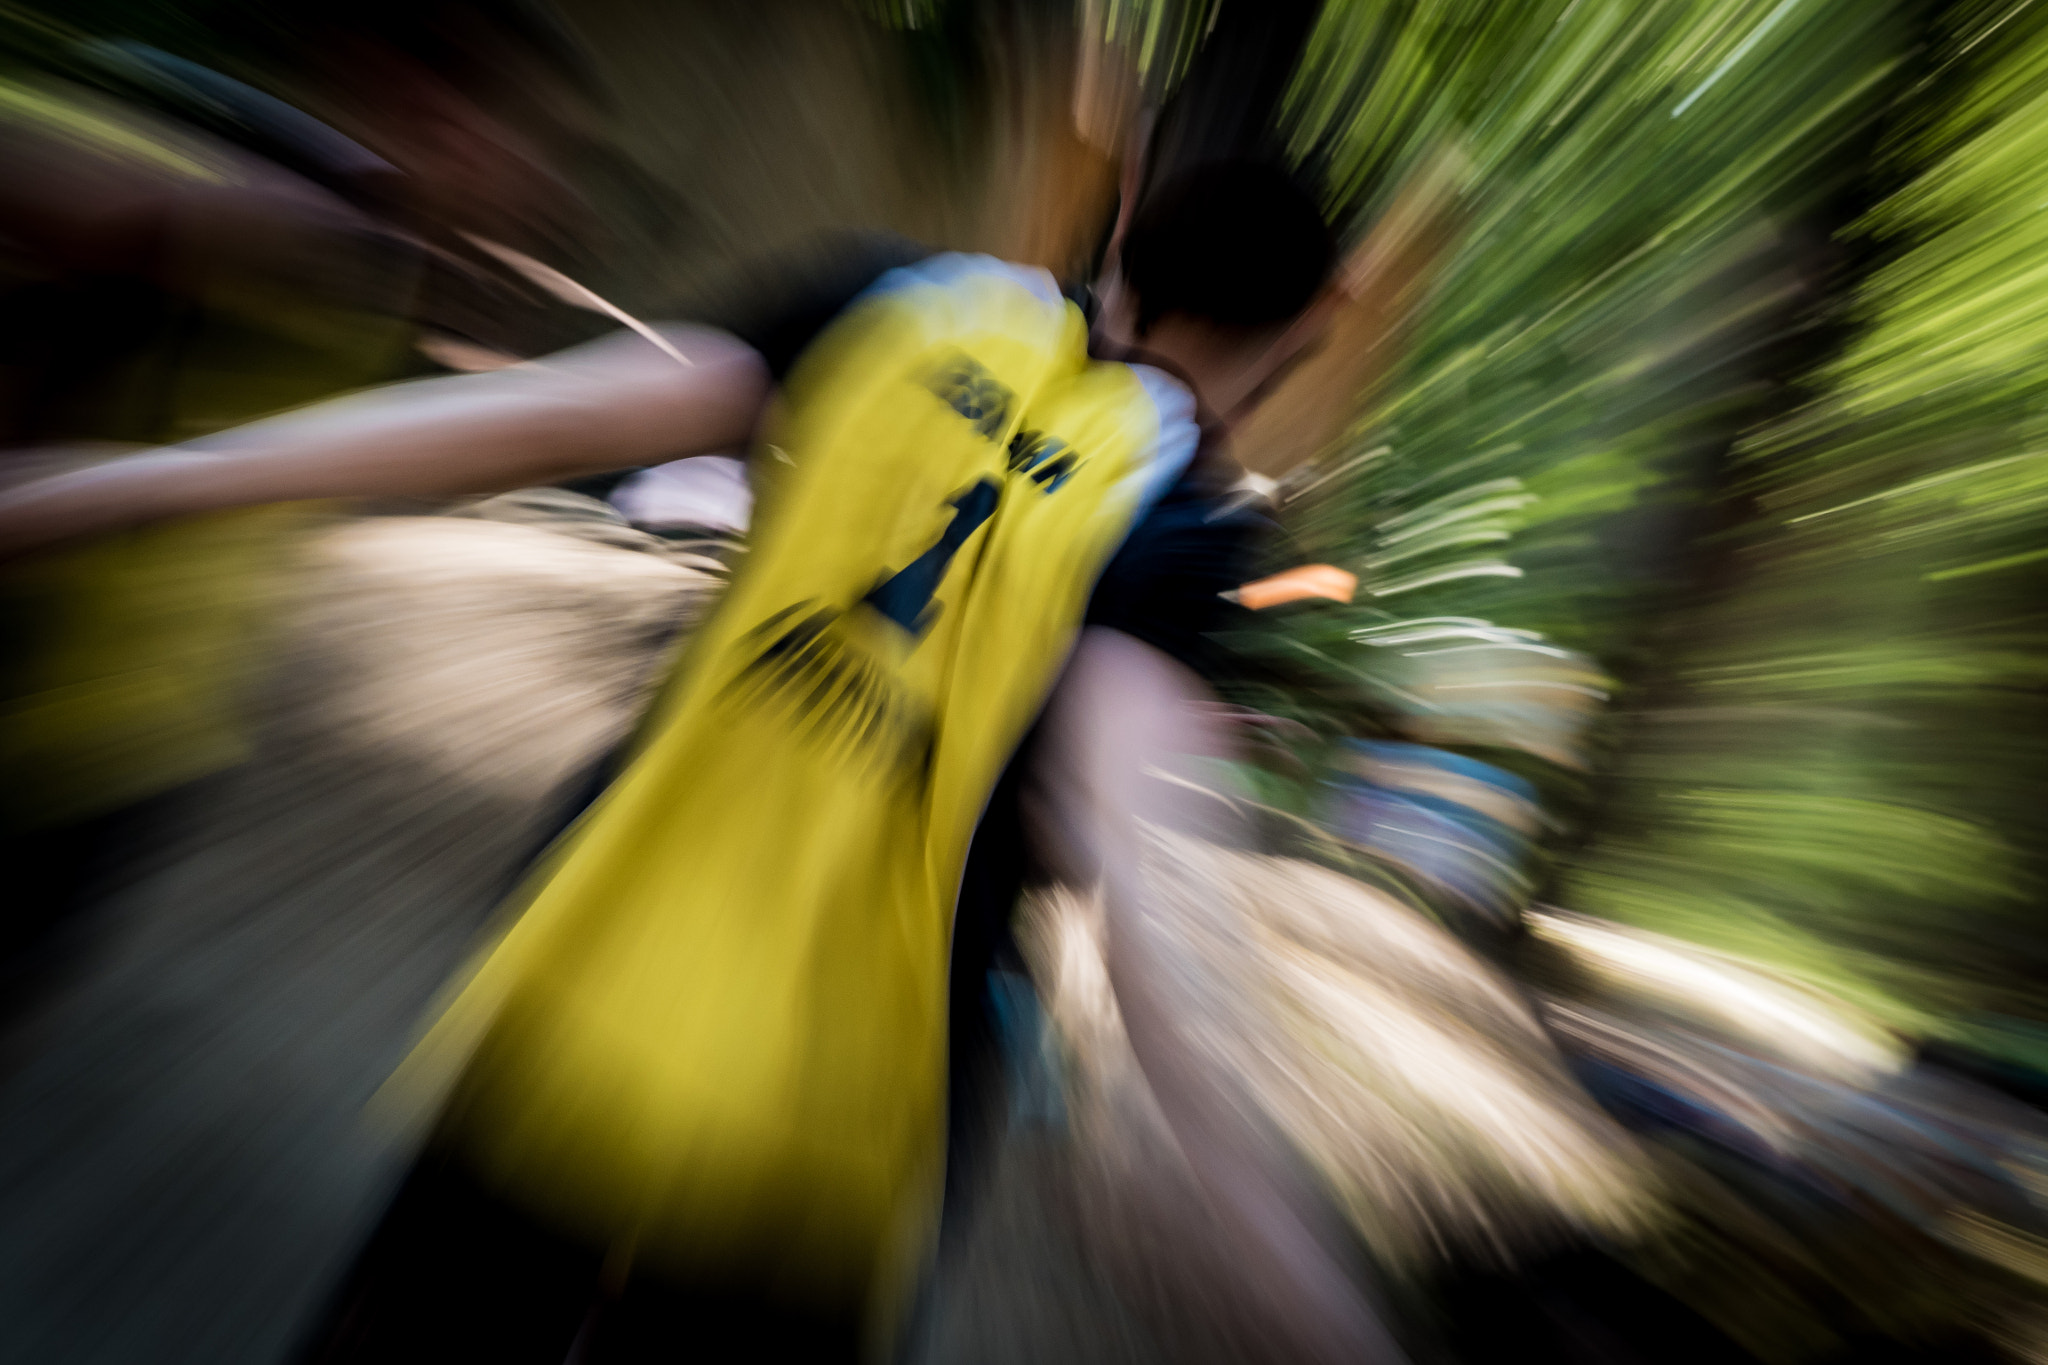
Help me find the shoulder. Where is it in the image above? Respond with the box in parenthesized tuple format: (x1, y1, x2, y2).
(858, 253, 1067, 308)
(1085, 435, 1270, 683)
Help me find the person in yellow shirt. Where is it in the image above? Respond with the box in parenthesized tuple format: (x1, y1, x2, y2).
(0, 161, 1403, 1365)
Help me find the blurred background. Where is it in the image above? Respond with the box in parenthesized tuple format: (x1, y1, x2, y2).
(1, 0, 2046, 1361)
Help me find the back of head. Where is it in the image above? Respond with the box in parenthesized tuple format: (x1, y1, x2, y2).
(1117, 160, 1337, 336)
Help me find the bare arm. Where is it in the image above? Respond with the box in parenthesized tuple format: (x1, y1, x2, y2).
(0, 325, 768, 559)
(1029, 627, 1407, 1365)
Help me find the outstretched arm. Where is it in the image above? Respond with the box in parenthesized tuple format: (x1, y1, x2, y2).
(0, 325, 768, 559)
(1029, 626, 1407, 1365)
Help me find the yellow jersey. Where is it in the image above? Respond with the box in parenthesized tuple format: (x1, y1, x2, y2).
(397, 255, 1199, 1316)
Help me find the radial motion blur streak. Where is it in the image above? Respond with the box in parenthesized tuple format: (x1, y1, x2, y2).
(0, 0, 2046, 1363)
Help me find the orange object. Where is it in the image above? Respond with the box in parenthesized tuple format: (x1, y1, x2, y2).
(1236, 564, 1358, 610)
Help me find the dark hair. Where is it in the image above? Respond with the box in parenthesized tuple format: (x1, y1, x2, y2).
(1118, 160, 1336, 335)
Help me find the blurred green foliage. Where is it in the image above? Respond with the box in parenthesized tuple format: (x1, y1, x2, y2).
(1251, 0, 2048, 1064)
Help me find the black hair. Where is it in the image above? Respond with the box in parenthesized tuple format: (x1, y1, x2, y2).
(1117, 159, 1337, 335)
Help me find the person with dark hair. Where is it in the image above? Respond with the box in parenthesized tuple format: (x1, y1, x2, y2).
(0, 161, 1398, 1364)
